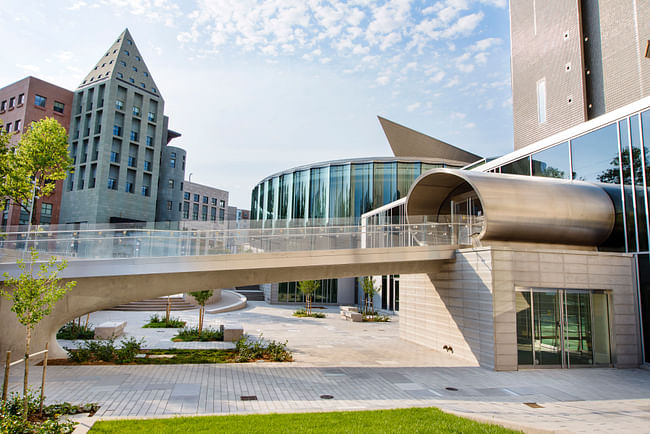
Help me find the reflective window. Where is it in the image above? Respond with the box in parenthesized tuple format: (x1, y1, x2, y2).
(571, 123, 618, 183)
(619, 119, 637, 251)
(329, 165, 351, 219)
(278, 173, 293, 220)
(292, 170, 308, 220)
(251, 186, 259, 220)
(501, 156, 530, 176)
(266, 178, 276, 220)
(351, 163, 373, 222)
(630, 115, 648, 251)
(309, 167, 329, 220)
(532, 143, 570, 179)
(397, 162, 421, 199)
(373, 162, 397, 208)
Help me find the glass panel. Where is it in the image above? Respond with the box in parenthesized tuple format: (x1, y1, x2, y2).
(637, 254, 650, 363)
(591, 292, 611, 365)
(422, 163, 444, 172)
(328, 164, 351, 220)
(620, 120, 637, 251)
(373, 162, 397, 209)
(564, 292, 593, 365)
(533, 291, 562, 366)
(250, 186, 258, 221)
(516, 291, 534, 365)
(292, 170, 309, 221)
(571, 123, 618, 182)
(265, 179, 274, 221)
(309, 167, 329, 221)
(278, 173, 292, 221)
(631, 115, 648, 251)
(501, 156, 530, 176)
(532, 142, 570, 179)
(397, 162, 421, 199)
(351, 163, 373, 223)
(259, 181, 265, 221)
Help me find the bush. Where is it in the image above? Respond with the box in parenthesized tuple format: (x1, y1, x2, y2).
(56, 321, 95, 340)
(235, 335, 292, 362)
(143, 314, 186, 328)
(363, 314, 391, 322)
(65, 337, 143, 364)
(173, 327, 223, 342)
(293, 309, 325, 318)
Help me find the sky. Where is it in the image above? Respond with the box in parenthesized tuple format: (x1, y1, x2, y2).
(0, 0, 514, 209)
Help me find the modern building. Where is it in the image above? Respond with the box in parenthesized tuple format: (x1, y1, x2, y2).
(251, 118, 481, 305)
(155, 124, 185, 225)
(59, 29, 183, 225)
(510, 0, 650, 149)
(0, 76, 73, 227)
(179, 180, 229, 230)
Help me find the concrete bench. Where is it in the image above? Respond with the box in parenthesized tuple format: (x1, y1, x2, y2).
(223, 324, 244, 342)
(340, 306, 359, 313)
(95, 321, 127, 339)
(341, 311, 363, 322)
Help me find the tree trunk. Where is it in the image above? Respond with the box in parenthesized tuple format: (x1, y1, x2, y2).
(165, 297, 171, 324)
(198, 305, 204, 337)
(23, 326, 31, 420)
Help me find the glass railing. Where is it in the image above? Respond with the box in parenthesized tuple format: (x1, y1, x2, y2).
(0, 218, 469, 263)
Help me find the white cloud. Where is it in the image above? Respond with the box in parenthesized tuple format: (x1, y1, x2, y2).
(429, 71, 445, 83)
(376, 75, 390, 86)
(464, 122, 477, 128)
(444, 76, 460, 88)
(450, 111, 466, 120)
(67, 1, 87, 10)
(407, 102, 421, 112)
(16, 64, 40, 73)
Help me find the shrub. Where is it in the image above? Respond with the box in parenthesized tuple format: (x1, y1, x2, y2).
(56, 321, 95, 339)
(235, 335, 292, 362)
(65, 337, 143, 364)
(173, 327, 223, 342)
(293, 309, 325, 318)
(363, 314, 390, 322)
(143, 314, 186, 328)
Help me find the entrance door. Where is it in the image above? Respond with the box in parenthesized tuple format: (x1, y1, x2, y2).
(516, 288, 611, 368)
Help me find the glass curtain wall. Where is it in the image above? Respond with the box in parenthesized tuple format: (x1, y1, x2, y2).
(351, 163, 373, 223)
(329, 165, 351, 221)
(278, 173, 293, 220)
(373, 162, 397, 209)
(292, 169, 309, 221)
(397, 162, 421, 200)
(309, 167, 329, 222)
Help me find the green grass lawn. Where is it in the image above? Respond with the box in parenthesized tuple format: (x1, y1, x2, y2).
(90, 407, 518, 433)
(135, 349, 235, 364)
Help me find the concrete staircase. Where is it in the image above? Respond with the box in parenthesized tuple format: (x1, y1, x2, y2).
(234, 285, 265, 302)
(107, 297, 196, 311)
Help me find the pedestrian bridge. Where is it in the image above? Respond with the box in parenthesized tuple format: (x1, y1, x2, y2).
(0, 221, 466, 358)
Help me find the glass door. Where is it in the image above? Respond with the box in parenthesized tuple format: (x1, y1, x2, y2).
(516, 288, 611, 368)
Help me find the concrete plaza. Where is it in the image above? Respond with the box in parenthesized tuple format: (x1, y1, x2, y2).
(5, 302, 650, 433)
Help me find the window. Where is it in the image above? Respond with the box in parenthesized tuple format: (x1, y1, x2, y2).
(107, 178, 117, 190)
(0, 101, 6, 111)
(113, 125, 122, 136)
(125, 181, 134, 193)
(136, 55, 141, 61)
(124, 50, 130, 56)
(9, 97, 15, 108)
(53, 101, 65, 114)
(200, 196, 206, 204)
(6, 123, 12, 132)
(192, 203, 199, 220)
(168, 179, 174, 189)
(219, 208, 225, 222)
(167, 200, 172, 211)
(211, 198, 217, 206)
(110, 151, 120, 162)
(170, 157, 176, 168)
(41, 203, 52, 217)
(183, 202, 189, 219)
(132, 106, 140, 116)
(129, 78, 135, 84)
(537, 78, 546, 124)
(127, 39, 132, 45)
(116, 100, 124, 110)
(193, 194, 199, 202)
(14, 120, 21, 132)
(210, 207, 217, 221)
(132, 66, 137, 72)
(130, 130, 138, 141)
(144, 72, 149, 77)
(140, 83, 146, 89)
(120, 61, 126, 67)
(144, 160, 151, 171)
(184, 192, 190, 200)
(128, 156, 136, 167)
(141, 185, 150, 196)
(145, 136, 153, 146)
(34, 95, 46, 108)
(219, 200, 225, 208)
(17, 94, 24, 105)
(147, 112, 156, 122)
(201, 205, 208, 221)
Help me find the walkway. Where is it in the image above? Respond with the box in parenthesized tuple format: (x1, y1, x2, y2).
(4, 303, 650, 433)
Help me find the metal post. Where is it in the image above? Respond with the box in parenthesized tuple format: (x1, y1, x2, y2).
(39, 343, 48, 415)
(2, 351, 10, 402)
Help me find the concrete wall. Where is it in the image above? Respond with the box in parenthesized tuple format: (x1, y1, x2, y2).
(400, 246, 642, 371)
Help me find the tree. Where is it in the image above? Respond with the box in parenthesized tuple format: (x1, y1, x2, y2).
(598, 147, 643, 185)
(0, 249, 76, 419)
(359, 276, 378, 315)
(189, 290, 213, 337)
(1, 117, 72, 223)
(0, 120, 18, 210)
(297, 280, 320, 315)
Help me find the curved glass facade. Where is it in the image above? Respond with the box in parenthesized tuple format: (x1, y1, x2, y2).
(251, 158, 458, 224)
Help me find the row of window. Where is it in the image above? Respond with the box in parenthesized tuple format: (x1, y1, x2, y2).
(182, 191, 226, 207)
(0, 94, 64, 114)
(3, 119, 21, 133)
(115, 100, 156, 121)
(182, 201, 226, 221)
(0, 93, 24, 111)
(1, 201, 53, 227)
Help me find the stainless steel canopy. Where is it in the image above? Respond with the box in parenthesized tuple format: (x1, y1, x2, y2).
(405, 168, 616, 246)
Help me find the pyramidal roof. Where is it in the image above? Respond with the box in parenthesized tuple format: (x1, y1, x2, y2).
(78, 28, 161, 98)
(378, 116, 481, 164)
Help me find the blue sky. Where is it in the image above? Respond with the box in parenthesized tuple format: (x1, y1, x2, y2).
(0, 0, 513, 208)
